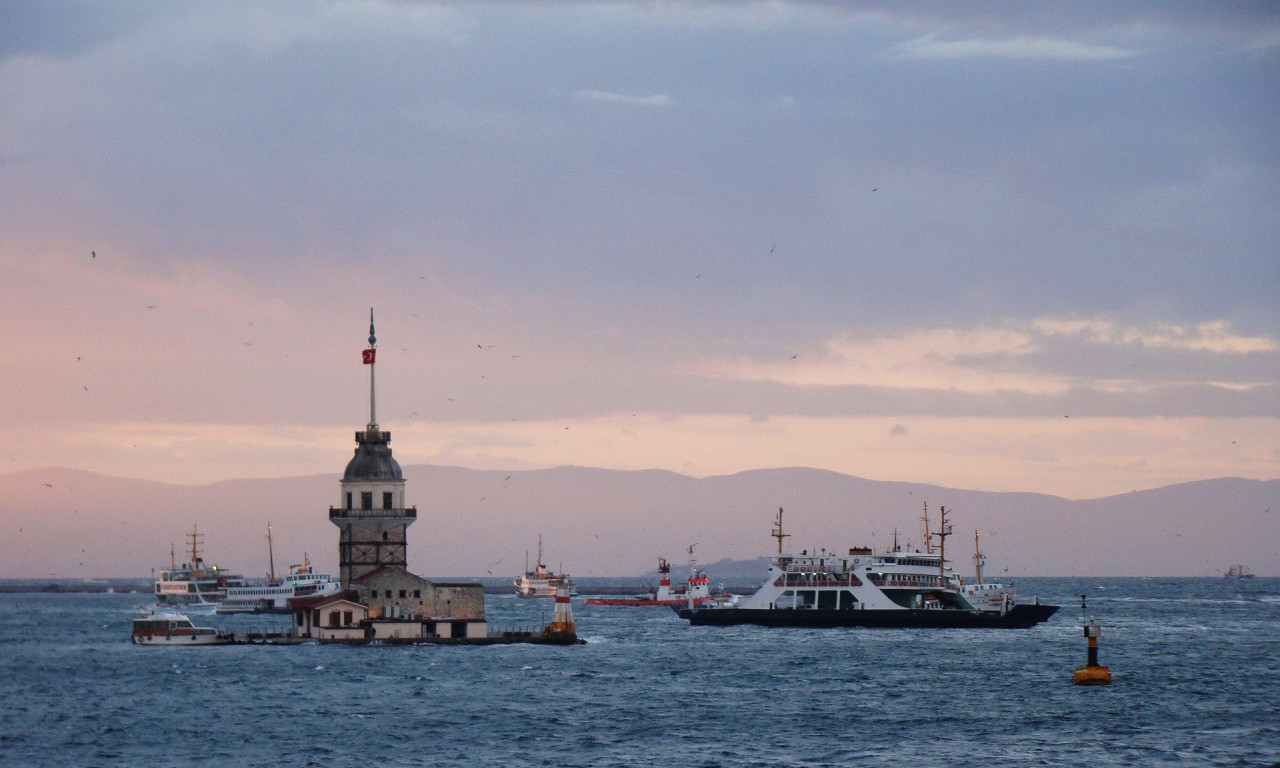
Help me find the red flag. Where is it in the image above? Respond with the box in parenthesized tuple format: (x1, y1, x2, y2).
(362, 348, 376, 365)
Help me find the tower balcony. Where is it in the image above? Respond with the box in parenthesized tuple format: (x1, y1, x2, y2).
(329, 507, 417, 520)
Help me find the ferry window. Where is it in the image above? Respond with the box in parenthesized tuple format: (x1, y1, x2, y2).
(839, 591, 856, 610)
(796, 590, 816, 609)
(361, 492, 373, 509)
(383, 492, 393, 509)
(818, 590, 837, 610)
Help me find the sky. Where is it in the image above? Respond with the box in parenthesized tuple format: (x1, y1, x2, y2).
(2, 1, 1278, 500)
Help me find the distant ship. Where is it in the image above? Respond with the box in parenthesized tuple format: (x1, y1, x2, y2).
(1224, 565, 1256, 579)
(153, 525, 248, 606)
(586, 547, 732, 607)
(676, 506, 1058, 629)
(514, 535, 577, 598)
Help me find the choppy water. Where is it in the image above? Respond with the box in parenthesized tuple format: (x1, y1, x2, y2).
(1, 578, 1277, 767)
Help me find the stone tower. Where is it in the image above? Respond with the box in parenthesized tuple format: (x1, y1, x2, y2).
(329, 310, 417, 588)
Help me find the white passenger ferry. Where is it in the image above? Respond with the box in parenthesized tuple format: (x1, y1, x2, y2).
(217, 562, 341, 614)
(152, 526, 249, 606)
(676, 507, 1057, 629)
(514, 536, 577, 598)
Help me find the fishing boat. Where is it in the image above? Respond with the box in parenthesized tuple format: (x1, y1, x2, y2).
(586, 546, 733, 606)
(676, 507, 1058, 629)
(514, 535, 576, 598)
(152, 526, 249, 606)
(131, 608, 234, 645)
(1223, 565, 1256, 579)
(217, 525, 340, 614)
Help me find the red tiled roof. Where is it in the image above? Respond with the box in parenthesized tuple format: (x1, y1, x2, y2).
(288, 589, 361, 610)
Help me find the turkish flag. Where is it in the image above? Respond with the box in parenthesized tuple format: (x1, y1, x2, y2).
(362, 348, 376, 364)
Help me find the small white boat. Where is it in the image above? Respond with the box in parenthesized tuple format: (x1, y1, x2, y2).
(131, 609, 234, 646)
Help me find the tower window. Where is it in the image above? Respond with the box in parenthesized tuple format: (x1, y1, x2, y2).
(346, 492, 353, 509)
(361, 492, 372, 510)
(383, 492, 393, 510)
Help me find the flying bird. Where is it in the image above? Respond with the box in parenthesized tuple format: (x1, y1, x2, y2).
(91, 251, 95, 258)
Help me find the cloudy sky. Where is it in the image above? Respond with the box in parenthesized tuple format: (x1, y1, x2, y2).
(2, 1, 1277, 499)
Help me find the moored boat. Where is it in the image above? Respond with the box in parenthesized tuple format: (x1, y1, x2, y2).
(131, 608, 234, 645)
(514, 535, 577, 598)
(676, 507, 1057, 629)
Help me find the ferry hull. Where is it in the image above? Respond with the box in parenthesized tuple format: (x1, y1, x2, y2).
(676, 603, 1058, 629)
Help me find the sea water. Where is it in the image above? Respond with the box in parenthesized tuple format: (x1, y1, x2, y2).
(0, 578, 1277, 768)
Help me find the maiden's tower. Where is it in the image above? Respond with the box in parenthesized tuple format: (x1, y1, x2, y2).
(294, 311, 486, 641)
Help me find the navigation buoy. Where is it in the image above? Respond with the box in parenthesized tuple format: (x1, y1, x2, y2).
(543, 585, 577, 643)
(1073, 595, 1112, 685)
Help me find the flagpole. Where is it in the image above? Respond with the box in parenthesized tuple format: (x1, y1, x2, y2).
(368, 308, 377, 430)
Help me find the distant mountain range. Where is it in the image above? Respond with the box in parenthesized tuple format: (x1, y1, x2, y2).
(1, 466, 1276, 579)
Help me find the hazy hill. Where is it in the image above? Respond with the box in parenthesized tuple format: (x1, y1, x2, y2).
(1, 466, 1275, 579)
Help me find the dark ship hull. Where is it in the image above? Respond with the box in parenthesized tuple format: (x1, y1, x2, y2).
(676, 602, 1059, 629)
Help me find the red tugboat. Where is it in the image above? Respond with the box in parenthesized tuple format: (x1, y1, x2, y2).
(586, 546, 734, 607)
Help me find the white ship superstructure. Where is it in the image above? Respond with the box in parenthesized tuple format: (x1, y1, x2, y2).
(217, 562, 341, 614)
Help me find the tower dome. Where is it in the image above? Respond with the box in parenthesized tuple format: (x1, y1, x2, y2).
(342, 428, 403, 482)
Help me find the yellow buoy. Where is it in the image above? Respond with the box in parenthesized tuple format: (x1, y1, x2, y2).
(1073, 595, 1112, 685)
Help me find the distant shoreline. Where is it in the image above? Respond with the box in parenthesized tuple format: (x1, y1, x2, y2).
(0, 580, 761, 596)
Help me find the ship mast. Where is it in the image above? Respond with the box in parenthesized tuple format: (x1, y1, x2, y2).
(922, 502, 933, 554)
(973, 529, 985, 585)
(932, 506, 953, 588)
(187, 524, 203, 566)
(266, 522, 277, 584)
(771, 507, 791, 555)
